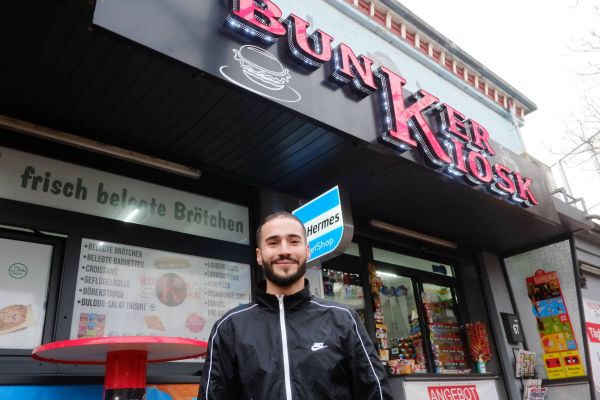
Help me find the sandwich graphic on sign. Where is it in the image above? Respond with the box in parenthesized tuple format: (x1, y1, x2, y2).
(233, 45, 291, 91)
(220, 44, 302, 103)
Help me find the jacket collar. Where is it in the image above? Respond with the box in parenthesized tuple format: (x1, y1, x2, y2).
(255, 279, 312, 312)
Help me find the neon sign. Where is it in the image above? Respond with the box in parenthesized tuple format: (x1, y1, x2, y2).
(223, 0, 539, 207)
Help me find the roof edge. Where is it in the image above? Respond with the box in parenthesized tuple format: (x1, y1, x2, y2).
(379, 0, 537, 113)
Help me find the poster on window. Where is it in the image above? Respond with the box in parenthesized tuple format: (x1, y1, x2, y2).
(526, 269, 585, 378)
(70, 238, 251, 345)
(582, 298, 600, 394)
(0, 237, 53, 349)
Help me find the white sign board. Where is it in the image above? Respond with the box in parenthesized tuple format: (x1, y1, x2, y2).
(70, 239, 251, 343)
(0, 238, 53, 349)
(403, 380, 500, 400)
(0, 146, 249, 244)
(583, 298, 600, 394)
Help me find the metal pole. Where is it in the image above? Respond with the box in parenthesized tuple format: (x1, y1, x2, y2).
(557, 160, 573, 196)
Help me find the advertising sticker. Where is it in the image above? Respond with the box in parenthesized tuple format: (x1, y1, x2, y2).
(0, 238, 53, 349)
(70, 239, 251, 349)
(403, 380, 499, 400)
(526, 269, 585, 378)
(583, 298, 600, 393)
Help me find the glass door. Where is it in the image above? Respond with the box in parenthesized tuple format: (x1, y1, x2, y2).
(377, 271, 428, 373)
(368, 250, 470, 375)
(420, 283, 469, 373)
(321, 254, 369, 325)
(322, 268, 367, 323)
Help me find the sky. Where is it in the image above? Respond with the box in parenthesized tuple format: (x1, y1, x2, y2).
(398, 0, 600, 213)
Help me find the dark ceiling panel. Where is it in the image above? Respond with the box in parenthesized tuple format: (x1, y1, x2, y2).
(234, 121, 319, 174)
(119, 66, 186, 140)
(168, 94, 259, 153)
(99, 58, 169, 138)
(205, 111, 297, 169)
(190, 101, 274, 161)
(3, 2, 61, 104)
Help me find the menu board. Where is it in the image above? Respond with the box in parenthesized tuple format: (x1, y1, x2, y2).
(526, 269, 585, 379)
(0, 237, 53, 349)
(70, 239, 251, 342)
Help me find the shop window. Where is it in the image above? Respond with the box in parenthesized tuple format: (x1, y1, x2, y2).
(372, 247, 454, 277)
(322, 268, 367, 323)
(71, 238, 251, 349)
(376, 271, 428, 373)
(421, 283, 469, 373)
(0, 236, 54, 350)
(368, 252, 469, 375)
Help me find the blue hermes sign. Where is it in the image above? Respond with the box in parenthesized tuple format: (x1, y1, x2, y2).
(293, 186, 353, 262)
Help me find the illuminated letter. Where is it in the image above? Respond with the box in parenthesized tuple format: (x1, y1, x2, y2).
(400, 91, 453, 166)
(446, 138, 469, 176)
(466, 151, 493, 185)
(330, 43, 377, 97)
(283, 14, 334, 68)
(375, 67, 451, 165)
(435, 103, 470, 143)
(225, 0, 285, 43)
(466, 119, 495, 156)
(491, 163, 516, 196)
(375, 66, 416, 150)
(512, 172, 539, 207)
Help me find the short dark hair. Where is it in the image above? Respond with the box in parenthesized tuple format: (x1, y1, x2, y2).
(255, 211, 306, 244)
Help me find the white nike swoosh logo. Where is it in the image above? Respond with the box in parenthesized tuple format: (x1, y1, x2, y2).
(311, 344, 328, 351)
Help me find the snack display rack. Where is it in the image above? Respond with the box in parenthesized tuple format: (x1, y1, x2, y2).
(423, 299, 469, 373)
(395, 333, 427, 373)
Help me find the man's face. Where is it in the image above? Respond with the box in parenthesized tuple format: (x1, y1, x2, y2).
(256, 217, 310, 288)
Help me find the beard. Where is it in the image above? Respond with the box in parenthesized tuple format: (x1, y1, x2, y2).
(262, 256, 307, 288)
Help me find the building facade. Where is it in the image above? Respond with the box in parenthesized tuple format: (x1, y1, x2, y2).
(0, 1, 597, 399)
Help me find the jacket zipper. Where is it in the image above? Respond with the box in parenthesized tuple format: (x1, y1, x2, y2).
(277, 295, 293, 400)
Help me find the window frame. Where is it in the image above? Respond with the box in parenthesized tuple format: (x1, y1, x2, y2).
(369, 258, 471, 374)
(0, 228, 65, 356)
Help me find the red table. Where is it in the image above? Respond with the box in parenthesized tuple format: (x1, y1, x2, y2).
(32, 336, 208, 400)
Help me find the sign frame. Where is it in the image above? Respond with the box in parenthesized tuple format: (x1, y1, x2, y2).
(292, 186, 353, 263)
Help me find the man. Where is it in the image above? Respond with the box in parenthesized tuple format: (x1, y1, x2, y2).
(199, 211, 393, 399)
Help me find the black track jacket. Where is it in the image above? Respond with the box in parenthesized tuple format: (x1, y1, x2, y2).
(199, 280, 393, 400)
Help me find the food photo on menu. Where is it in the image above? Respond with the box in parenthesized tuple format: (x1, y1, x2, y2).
(71, 239, 251, 348)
